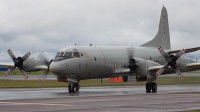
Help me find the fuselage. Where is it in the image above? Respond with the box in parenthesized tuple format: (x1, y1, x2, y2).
(50, 46, 195, 81)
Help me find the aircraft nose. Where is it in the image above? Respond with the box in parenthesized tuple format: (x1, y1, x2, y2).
(49, 62, 56, 73)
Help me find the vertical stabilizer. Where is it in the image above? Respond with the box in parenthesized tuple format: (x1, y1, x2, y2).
(140, 6, 171, 50)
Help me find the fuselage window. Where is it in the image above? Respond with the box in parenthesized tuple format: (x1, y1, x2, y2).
(65, 52, 73, 57)
(73, 52, 80, 58)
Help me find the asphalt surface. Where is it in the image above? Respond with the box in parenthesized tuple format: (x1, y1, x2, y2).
(0, 85, 200, 112)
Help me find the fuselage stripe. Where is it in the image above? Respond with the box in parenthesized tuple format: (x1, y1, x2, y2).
(96, 47, 106, 69)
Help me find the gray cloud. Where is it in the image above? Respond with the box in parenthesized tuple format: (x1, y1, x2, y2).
(0, 0, 200, 62)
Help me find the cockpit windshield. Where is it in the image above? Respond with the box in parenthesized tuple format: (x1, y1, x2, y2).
(53, 51, 80, 62)
(65, 52, 73, 57)
(55, 52, 73, 57)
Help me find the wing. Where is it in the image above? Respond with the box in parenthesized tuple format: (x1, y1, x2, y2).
(110, 68, 133, 77)
(0, 62, 14, 68)
(35, 65, 48, 71)
(167, 47, 200, 54)
(187, 63, 200, 71)
(149, 62, 200, 75)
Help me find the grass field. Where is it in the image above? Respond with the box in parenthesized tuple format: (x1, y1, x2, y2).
(0, 76, 200, 88)
(0, 69, 52, 76)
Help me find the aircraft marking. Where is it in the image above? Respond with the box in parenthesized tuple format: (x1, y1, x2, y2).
(96, 47, 106, 67)
(146, 61, 149, 71)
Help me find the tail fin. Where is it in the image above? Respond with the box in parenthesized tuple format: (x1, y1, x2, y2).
(140, 6, 171, 50)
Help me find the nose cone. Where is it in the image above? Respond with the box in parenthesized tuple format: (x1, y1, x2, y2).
(49, 62, 56, 73)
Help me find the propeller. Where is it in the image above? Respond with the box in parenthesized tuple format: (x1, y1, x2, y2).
(127, 48, 138, 73)
(156, 46, 186, 79)
(5, 49, 30, 79)
(37, 52, 53, 82)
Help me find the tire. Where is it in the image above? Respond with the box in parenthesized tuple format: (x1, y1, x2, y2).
(71, 84, 75, 93)
(146, 83, 151, 92)
(151, 82, 157, 92)
(68, 84, 72, 93)
(75, 84, 80, 91)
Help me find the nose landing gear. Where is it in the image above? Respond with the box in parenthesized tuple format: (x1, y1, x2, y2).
(146, 82, 157, 93)
(68, 83, 80, 93)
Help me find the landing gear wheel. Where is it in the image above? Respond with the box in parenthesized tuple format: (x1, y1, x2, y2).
(146, 82, 151, 93)
(151, 82, 157, 93)
(75, 83, 80, 92)
(71, 84, 75, 93)
(68, 84, 72, 93)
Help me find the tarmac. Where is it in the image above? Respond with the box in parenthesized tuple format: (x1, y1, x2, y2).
(0, 84, 200, 112)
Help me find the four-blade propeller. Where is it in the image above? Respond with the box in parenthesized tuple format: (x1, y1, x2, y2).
(156, 46, 186, 79)
(5, 49, 31, 79)
(127, 48, 138, 73)
(37, 52, 53, 82)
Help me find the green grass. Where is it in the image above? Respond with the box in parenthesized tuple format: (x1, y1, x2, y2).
(0, 69, 52, 76)
(1, 76, 200, 88)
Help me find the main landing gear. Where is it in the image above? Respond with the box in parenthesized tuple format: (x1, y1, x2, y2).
(68, 83, 80, 93)
(146, 82, 157, 93)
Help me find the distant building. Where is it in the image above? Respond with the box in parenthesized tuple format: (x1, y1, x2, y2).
(0, 66, 8, 71)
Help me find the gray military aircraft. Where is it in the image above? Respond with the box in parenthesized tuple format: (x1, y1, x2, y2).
(1, 6, 200, 93)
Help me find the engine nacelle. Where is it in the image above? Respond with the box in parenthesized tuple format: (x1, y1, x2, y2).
(134, 57, 161, 82)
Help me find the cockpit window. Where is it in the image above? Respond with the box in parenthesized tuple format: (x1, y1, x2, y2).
(73, 52, 80, 58)
(53, 51, 80, 62)
(60, 52, 64, 56)
(65, 52, 73, 57)
(56, 52, 60, 57)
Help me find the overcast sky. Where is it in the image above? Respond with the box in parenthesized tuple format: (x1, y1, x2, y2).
(0, 0, 200, 62)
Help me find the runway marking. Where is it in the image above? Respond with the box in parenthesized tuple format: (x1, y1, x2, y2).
(0, 102, 73, 107)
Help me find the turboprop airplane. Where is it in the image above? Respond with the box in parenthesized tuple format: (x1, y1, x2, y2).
(2, 6, 200, 93)
(47, 6, 200, 93)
